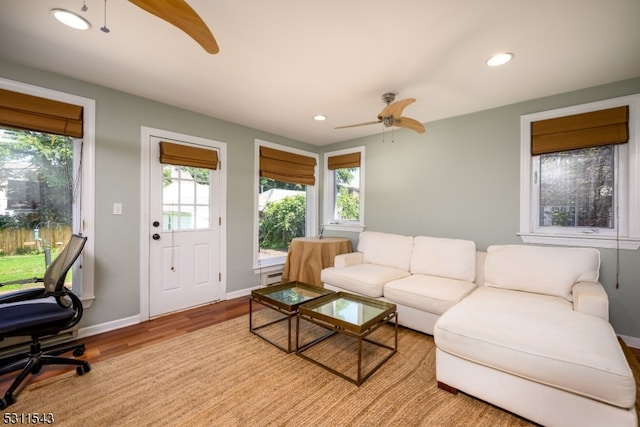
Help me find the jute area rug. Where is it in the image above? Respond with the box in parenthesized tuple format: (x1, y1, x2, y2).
(8, 314, 640, 427)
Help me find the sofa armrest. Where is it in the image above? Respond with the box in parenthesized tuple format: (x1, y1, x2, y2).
(572, 281, 609, 321)
(334, 252, 364, 268)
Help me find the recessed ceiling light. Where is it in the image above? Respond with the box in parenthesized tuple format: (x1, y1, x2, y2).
(313, 115, 327, 121)
(487, 52, 514, 67)
(51, 9, 91, 30)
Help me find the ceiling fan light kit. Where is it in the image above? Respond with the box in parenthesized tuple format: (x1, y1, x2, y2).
(336, 92, 426, 135)
(50, 8, 91, 30)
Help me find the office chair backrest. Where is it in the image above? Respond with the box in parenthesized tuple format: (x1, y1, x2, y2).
(42, 234, 87, 293)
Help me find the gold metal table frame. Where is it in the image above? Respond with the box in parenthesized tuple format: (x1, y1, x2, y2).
(249, 281, 334, 353)
(296, 292, 398, 386)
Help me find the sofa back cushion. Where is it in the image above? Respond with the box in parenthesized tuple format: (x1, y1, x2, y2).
(357, 231, 414, 271)
(410, 236, 476, 282)
(484, 245, 600, 300)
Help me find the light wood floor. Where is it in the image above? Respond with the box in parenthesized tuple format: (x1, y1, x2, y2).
(2, 295, 640, 394)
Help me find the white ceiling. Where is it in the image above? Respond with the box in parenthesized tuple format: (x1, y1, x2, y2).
(1, 1, 639, 146)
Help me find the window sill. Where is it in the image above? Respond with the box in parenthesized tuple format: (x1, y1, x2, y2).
(322, 223, 365, 233)
(80, 294, 95, 308)
(253, 261, 285, 275)
(518, 233, 640, 250)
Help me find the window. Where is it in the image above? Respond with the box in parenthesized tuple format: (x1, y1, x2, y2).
(161, 165, 211, 230)
(254, 140, 318, 269)
(0, 78, 95, 303)
(158, 141, 218, 231)
(519, 94, 640, 249)
(323, 146, 365, 232)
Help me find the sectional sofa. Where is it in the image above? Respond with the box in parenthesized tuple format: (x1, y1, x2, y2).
(320, 231, 637, 427)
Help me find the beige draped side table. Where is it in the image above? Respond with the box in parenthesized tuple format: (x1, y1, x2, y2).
(281, 237, 352, 287)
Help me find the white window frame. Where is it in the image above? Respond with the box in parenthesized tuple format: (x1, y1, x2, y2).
(323, 146, 366, 233)
(253, 139, 318, 271)
(519, 94, 640, 249)
(0, 77, 96, 304)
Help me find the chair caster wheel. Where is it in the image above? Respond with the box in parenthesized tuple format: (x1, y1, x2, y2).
(0, 394, 16, 409)
(76, 362, 91, 375)
(73, 347, 85, 357)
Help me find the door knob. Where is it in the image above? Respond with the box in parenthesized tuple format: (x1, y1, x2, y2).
(152, 233, 160, 240)
(152, 221, 160, 227)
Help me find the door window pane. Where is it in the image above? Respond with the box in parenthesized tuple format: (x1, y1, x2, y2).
(162, 165, 211, 230)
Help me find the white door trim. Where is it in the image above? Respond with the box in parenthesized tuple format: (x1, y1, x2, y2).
(139, 126, 227, 321)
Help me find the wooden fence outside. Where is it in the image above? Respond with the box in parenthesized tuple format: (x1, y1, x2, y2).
(0, 226, 72, 256)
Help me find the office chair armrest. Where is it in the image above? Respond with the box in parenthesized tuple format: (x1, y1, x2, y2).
(0, 288, 47, 304)
(60, 290, 84, 329)
(0, 277, 41, 288)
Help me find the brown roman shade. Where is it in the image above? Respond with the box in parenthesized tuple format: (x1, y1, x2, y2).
(159, 141, 218, 169)
(0, 88, 84, 138)
(327, 152, 361, 170)
(259, 146, 316, 186)
(531, 105, 629, 155)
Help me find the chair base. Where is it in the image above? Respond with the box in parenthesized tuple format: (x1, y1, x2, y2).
(0, 338, 90, 409)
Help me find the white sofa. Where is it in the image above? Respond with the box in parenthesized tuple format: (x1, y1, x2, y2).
(434, 244, 637, 427)
(320, 231, 478, 335)
(321, 232, 637, 427)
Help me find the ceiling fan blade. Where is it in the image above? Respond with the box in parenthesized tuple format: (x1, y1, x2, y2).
(394, 116, 426, 134)
(335, 120, 382, 129)
(379, 98, 416, 119)
(129, 0, 219, 54)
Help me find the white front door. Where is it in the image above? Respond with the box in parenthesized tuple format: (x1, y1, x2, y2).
(148, 135, 221, 317)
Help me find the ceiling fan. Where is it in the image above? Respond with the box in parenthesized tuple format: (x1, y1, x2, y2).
(128, 0, 219, 54)
(335, 93, 426, 134)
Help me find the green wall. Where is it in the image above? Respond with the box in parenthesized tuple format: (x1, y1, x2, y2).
(323, 77, 640, 339)
(1, 58, 639, 340)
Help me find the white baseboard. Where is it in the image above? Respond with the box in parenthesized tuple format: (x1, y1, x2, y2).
(225, 287, 255, 300)
(77, 314, 141, 339)
(77, 292, 258, 339)
(619, 334, 640, 349)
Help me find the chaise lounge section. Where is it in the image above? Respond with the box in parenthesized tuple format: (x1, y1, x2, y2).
(434, 244, 637, 427)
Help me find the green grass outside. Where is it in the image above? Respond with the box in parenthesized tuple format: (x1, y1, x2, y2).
(0, 252, 60, 291)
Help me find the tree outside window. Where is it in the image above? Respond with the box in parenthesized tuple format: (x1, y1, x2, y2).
(539, 146, 614, 229)
(335, 167, 359, 221)
(0, 128, 74, 288)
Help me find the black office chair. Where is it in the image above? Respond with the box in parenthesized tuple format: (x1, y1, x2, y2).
(0, 234, 90, 409)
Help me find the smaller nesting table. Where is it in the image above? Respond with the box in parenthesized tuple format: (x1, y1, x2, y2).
(249, 281, 334, 353)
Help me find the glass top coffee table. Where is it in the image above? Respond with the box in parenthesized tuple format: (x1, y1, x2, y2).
(296, 292, 397, 385)
(250, 281, 334, 353)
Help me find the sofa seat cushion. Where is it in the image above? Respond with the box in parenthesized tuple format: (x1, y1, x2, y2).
(434, 286, 636, 409)
(384, 274, 476, 315)
(320, 264, 410, 298)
